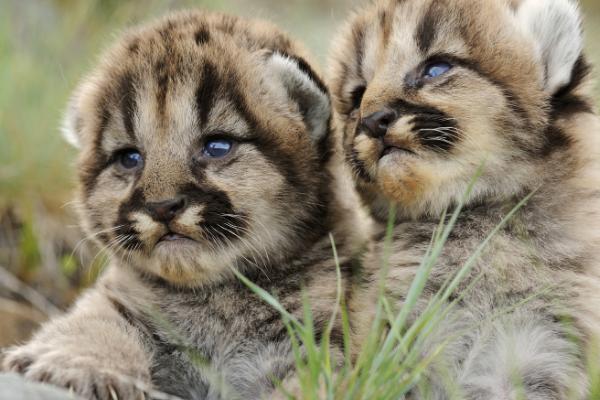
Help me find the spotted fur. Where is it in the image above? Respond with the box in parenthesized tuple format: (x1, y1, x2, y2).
(329, 0, 600, 398)
(3, 11, 369, 399)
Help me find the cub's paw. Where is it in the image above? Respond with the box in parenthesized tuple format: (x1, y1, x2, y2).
(3, 344, 150, 400)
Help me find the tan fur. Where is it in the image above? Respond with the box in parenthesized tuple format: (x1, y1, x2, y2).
(330, 0, 600, 398)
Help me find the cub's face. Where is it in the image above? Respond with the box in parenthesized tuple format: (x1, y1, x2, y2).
(330, 0, 585, 220)
(65, 12, 332, 286)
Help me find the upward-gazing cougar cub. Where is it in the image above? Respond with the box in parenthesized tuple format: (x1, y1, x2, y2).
(3, 11, 367, 400)
(330, 0, 600, 398)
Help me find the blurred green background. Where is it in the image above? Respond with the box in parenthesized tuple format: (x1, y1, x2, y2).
(0, 0, 599, 347)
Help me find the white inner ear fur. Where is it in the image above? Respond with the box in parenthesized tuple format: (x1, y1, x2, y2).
(266, 53, 331, 142)
(517, 0, 583, 95)
(61, 97, 81, 148)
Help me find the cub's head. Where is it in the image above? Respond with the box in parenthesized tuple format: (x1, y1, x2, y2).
(330, 0, 593, 220)
(64, 11, 333, 286)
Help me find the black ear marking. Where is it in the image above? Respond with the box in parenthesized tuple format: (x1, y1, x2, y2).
(549, 56, 594, 122)
(274, 51, 329, 96)
(266, 52, 332, 143)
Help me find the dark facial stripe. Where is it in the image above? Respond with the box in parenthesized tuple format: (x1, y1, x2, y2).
(350, 85, 366, 111)
(155, 59, 169, 120)
(114, 225, 143, 251)
(390, 99, 459, 152)
(415, 2, 441, 54)
(335, 61, 352, 114)
(347, 147, 373, 182)
(80, 96, 111, 197)
(155, 21, 184, 124)
(351, 23, 366, 82)
(379, 7, 394, 44)
(114, 188, 145, 250)
(117, 72, 137, 141)
(178, 183, 247, 244)
(196, 61, 220, 128)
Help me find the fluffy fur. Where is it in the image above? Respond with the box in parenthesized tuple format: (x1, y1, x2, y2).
(329, 0, 600, 398)
(3, 11, 369, 399)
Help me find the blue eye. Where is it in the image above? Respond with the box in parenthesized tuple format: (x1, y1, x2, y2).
(118, 150, 143, 170)
(423, 62, 452, 79)
(203, 139, 233, 158)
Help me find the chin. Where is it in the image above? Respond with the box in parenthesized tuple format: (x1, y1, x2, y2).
(124, 240, 236, 287)
(360, 150, 475, 220)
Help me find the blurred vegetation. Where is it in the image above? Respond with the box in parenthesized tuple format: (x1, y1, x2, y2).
(0, 0, 599, 347)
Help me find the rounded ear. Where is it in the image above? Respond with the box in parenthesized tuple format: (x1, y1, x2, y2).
(517, 0, 583, 95)
(61, 91, 82, 149)
(264, 52, 331, 142)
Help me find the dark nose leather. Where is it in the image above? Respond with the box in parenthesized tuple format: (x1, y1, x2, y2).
(147, 196, 188, 223)
(361, 110, 398, 139)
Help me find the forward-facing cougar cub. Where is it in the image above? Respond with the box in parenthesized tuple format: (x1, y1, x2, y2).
(3, 11, 367, 400)
(330, 0, 600, 398)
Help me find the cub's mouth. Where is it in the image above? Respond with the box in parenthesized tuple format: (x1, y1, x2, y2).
(157, 231, 196, 244)
(379, 137, 416, 160)
(381, 145, 415, 158)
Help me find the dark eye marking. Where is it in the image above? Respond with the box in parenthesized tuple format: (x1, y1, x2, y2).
(350, 85, 366, 111)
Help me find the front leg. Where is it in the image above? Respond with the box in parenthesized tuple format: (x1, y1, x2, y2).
(3, 287, 152, 400)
